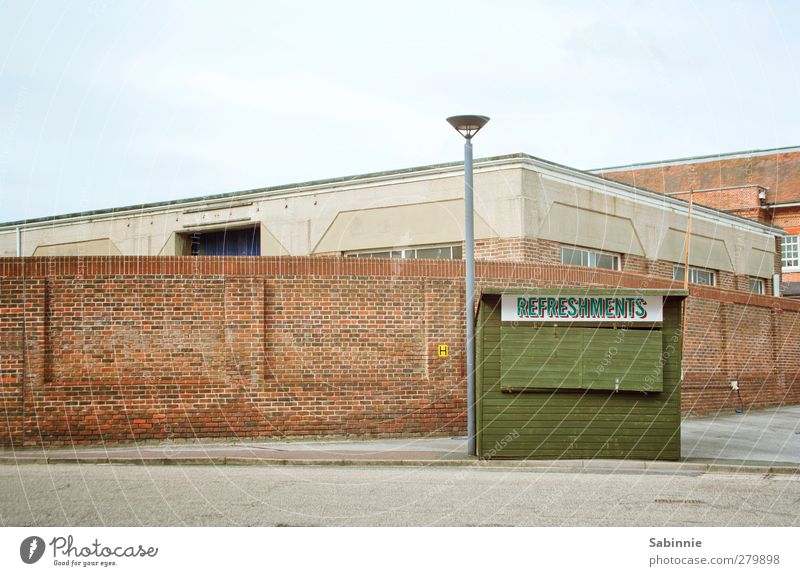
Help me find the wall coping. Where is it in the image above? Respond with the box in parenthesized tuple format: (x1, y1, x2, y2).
(1, 256, 796, 312)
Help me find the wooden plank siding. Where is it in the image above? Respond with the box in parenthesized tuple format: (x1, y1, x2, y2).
(500, 326, 663, 392)
(476, 292, 683, 460)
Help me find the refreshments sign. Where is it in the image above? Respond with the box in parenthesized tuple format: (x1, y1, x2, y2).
(501, 294, 663, 323)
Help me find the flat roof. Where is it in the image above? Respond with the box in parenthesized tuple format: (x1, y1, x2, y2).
(0, 152, 784, 237)
(0, 154, 517, 228)
(589, 144, 800, 173)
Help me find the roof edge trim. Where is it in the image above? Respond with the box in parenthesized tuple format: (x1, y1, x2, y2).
(589, 145, 800, 173)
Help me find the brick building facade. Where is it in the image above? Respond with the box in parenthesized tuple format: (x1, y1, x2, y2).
(0, 151, 793, 448)
(592, 145, 800, 295)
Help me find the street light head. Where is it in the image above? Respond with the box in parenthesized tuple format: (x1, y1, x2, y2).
(446, 115, 490, 140)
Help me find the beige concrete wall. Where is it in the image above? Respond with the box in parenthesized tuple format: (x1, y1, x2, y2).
(0, 164, 526, 258)
(32, 238, 122, 256)
(313, 200, 496, 254)
(0, 157, 779, 280)
(524, 170, 777, 278)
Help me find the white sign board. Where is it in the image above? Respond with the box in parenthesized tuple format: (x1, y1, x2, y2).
(501, 294, 663, 323)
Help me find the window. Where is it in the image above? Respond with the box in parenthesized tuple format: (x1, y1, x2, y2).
(348, 244, 463, 260)
(748, 278, 765, 295)
(781, 235, 799, 270)
(560, 246, 620, 270)
(673, 265, 716, 286)
(181, 226, 261, 256)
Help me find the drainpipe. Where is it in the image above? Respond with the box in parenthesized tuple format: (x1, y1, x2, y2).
(683, 190, 693, 291)
(16, 226, 21, 257)
(680, 190, 693, 382)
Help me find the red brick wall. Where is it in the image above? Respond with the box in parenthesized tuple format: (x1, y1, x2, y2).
(1, 256, 799, 446)
(670, 186, 767, 216)
(325, 238, 776, 296)
(476, 238, 774, 294)
(773, 207, 800, 232)
(596, 150, 800, 205)
(595, 153, 798, 286)
(680, 297, 796, 415)
(475, 238, 562, 264)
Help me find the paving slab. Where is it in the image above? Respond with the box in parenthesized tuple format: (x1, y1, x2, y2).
(1, 407, 799, 474)
(681, 405, 800, 464)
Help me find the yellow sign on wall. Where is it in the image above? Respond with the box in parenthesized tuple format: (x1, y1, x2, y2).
(437, 344, 449, 358)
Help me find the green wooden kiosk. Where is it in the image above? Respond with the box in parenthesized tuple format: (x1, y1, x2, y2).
(475, 288, 687, 460)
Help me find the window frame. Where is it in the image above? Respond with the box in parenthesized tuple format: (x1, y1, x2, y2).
(347, 243, 463, 260)
(748, 277, 765, 295)
(672, 265, 717, 286)
(180, 225, 261, 256)
(781, 235, 800, 271)
(559, 245, 621, 271)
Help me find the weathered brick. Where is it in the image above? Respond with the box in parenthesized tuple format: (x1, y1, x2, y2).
(0, 256, 797, 446)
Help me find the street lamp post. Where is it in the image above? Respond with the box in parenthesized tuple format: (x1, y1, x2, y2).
(446, 114, 490, 456)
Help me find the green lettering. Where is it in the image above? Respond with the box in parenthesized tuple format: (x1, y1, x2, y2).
(567, 297, 578, 317)
(635, 298, 647, 318)
(517, 297, 528, 317)
(579, 298, 589, 318)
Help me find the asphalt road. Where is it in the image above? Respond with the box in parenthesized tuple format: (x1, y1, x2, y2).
(1, 464, 798, 526)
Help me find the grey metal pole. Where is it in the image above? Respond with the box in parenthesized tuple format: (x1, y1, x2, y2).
(464, 138, 476, 456)
(446, 113, 488, 457)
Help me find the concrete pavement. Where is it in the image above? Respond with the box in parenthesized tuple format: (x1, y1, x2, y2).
(3, 463, 798, 526)
(3, 406, 797, 527)
(1, 406, 798, 474)
(682, 405, 800, 466)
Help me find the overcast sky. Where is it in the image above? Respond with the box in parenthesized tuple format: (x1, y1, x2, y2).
(1, 0, 798, 222)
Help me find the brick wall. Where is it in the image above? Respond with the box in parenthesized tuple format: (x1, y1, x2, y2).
(477, 238, 773, 295)
(595, 153, 800, 293)
(1, 256, 799, 447)
(328, 238, 776, 296)
(475, 238, 563, 264)
(773, 207, 800, 232)
(595, 150, 800, 205)
(669, 186, 770, 224)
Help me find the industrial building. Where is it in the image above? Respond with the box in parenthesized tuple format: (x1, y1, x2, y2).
(0, 153, 783, 295)
(593, 145, 800, 295)
(3, 150, 797, 456)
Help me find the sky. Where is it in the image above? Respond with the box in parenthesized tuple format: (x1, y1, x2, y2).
(0, 0, 799, 222)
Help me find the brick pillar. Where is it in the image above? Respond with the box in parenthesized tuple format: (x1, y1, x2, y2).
(224, 276, 265, 385)
(771, 305, 784, 400)
(21, 278, 46, 445)
(0, 279, 28, 446)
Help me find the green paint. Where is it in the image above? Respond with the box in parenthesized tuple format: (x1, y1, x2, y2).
(477, 290, 684, 461)
(567, 298, 578, 317)
(517, 298, 527, 317)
